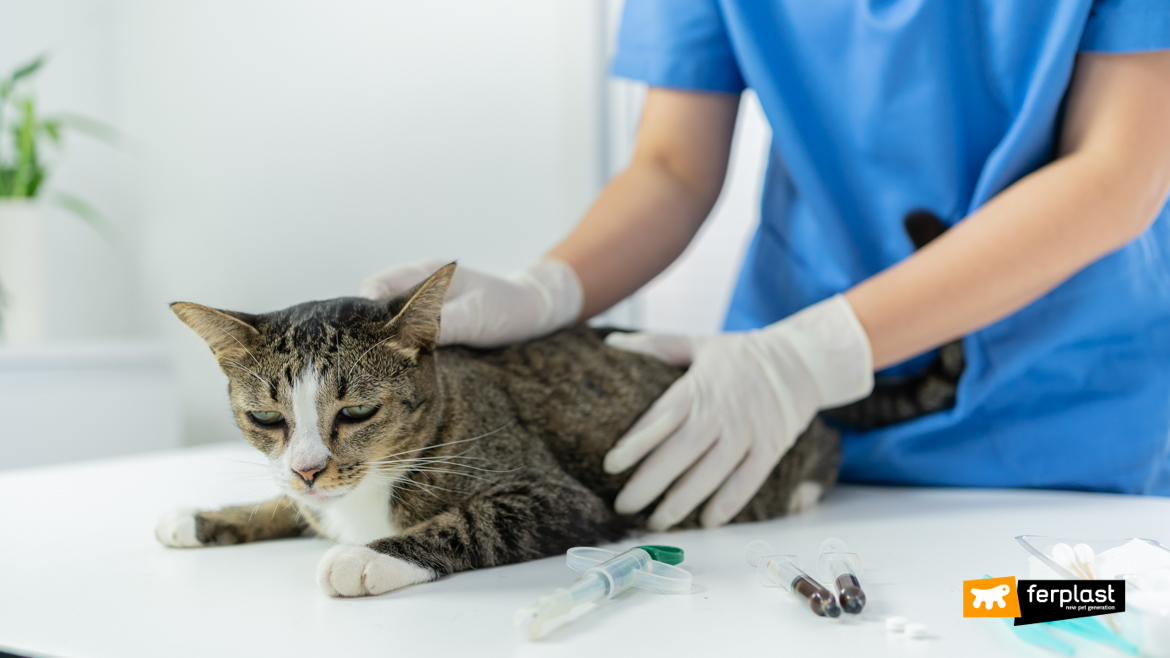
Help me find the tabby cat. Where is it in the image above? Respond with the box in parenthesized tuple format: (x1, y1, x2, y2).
(156, 213, 959, 598)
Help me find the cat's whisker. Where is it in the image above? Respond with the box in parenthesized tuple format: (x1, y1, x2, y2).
(428, 451, 502, 463)
(381, 480, 409, 511)
(391, 482, 421, 512)
(415, 460, 520, 473)
(212, 326, 263, 368)
(366, 459, 500, 478)
(379, 474, 421, 511)
(400, 459, 520, 475)
(388, 471, 470, 496)
(393, 478, 449, 501)
(371, 421, 516, 462)
(222, 359, 272, 390)
(406, 467, 499, 483)
(347, 333, 402, 381)
(362, 456, 513, 471)
(374, 450, 497, 462)
(364, 452, 500, 464)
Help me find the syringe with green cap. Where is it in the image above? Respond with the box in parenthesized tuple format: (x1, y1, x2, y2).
(818, 537, 866, 614)
(747, 539, 841, 618)
(514, 545, 691, 639)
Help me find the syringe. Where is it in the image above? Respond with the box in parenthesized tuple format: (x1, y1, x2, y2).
(515, 545, 691, 639)
(747, 539, 841, 618)
(818, 537, 866, 614)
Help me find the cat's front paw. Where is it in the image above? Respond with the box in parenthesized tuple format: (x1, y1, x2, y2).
(155, 507, 203, 547)
(786, 480, 824, 515)
(316, 545, 434, 597)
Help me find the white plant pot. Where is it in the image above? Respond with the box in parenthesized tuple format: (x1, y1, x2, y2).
(0, 200, 47, 343)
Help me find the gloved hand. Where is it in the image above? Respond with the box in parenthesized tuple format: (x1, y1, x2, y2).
(603, 294, 874, 531)
(359, 257, 583, 348)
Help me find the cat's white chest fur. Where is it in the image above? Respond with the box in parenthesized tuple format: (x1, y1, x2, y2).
(315, 476, 398, 545)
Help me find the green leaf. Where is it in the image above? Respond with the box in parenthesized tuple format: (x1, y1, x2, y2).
(48, 190, 118, 242)
(0, 167, 14, 196)
(12, 96, 41, 197)
(9, 55, 47, 84)
(40, 119, 62, 143)
(26, 168, 45, 197)
(51, 113, 126, 149)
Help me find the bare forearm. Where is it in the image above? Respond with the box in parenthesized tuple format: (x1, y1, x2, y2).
(847, 154, 1167, 370)
(548, 161, 714, 318)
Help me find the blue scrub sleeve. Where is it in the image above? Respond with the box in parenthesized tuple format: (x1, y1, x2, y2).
(611, 0, 746, 93)
(1081, 0, 1170, 52)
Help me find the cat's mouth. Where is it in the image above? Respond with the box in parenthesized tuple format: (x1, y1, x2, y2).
(299, 487, 347, 503)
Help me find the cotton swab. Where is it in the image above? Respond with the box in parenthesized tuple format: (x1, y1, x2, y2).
(1073, 544, 1097, 580)
(1052, 543, 1089, 579)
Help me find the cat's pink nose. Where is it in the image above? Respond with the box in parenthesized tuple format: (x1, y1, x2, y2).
(295, 468, 322, 484)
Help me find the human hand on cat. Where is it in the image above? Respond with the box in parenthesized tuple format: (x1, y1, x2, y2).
(602, 295, 874, 530)
(359, 258, 583, 348)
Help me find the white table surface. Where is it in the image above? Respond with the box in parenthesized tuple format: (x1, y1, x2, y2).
(3, 443, 1167, 658)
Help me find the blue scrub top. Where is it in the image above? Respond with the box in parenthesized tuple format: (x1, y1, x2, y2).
(612, 0, 1170, 495)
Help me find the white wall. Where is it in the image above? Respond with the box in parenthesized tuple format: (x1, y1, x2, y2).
(2, 0, 609, 446)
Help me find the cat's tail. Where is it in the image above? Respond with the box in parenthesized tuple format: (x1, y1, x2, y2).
(821, 210, 965, 432)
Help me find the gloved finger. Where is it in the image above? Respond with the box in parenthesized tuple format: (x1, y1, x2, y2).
(646, 435, 749, 531)
(603, 379, 692, 475)
(433, 289, 488, 347)
(613, 411, 719, 516)
(604, 332, 700, 367)
(699, 444, 785, 528)
(359, 258, 452, 300)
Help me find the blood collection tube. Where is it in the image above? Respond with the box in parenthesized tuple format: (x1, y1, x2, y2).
(746, 540, 841, 618)
(817, 538, 866, 614)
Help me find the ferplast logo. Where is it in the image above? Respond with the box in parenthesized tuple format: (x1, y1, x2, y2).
(963, 576, 1125, 625)
(963, 576, 1021, 617)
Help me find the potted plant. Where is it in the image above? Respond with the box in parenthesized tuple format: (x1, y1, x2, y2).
(0, 55, 116, 343)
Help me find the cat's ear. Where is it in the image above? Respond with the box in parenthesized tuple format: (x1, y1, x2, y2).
(171, 302, 261, 360)
(385, 262, 456, 352)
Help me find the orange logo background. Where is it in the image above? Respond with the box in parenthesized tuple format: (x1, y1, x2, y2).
(963, 576, 1021, 617)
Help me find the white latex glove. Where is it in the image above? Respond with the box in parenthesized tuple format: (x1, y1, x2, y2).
(359, 257, 583, 348)
(603, 294, 874, 531)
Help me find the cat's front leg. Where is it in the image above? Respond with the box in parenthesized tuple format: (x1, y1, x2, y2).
(315, 480, 614, 597)
(155, 497, 308, 547)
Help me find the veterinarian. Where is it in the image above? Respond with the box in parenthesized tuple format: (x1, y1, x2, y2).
(362, 2, 1170, 531)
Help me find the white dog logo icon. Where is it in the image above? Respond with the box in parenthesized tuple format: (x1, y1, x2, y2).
(970, 584, 1011, 610)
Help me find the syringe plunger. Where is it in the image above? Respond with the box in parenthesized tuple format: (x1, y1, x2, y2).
(817, 538, 866, 614)
(516, 545, 690, 639)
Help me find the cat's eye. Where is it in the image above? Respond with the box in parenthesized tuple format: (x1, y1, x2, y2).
(249, 410, 284, 425)
(341, 405, 378, 421)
